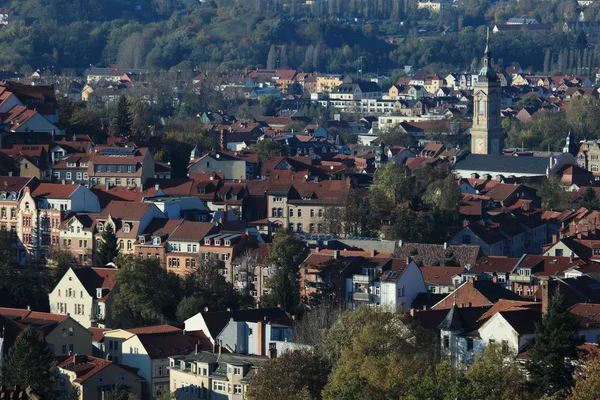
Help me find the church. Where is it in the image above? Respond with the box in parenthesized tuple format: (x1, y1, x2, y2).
(453, 32, 579, 179)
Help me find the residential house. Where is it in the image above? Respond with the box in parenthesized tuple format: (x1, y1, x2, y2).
(164, 221, 216, 276)
(57, 355, 144, 400)
(420, 266, 464, 294)
(169, 351, 266, 400)
(0, 177, 37, 254)
(329, 82, 382, 101)
(0, 308, 92, 357)
(316, 74, 344, 93)
(431, 277, 524, 309)
(135, 218, 184, 268)
(52, 154, 92, 185)
(188, 151, 249, 181)
(49, 267, 119, 329)
(229, 243, 271, 301)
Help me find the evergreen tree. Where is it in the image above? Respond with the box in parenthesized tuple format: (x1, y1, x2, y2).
(95, 223, 119, 266)
(0, 326, 57, 398)
(527, 287, 582, 397)
(579, 187, 600, 210)
(111, 95, 132, 137)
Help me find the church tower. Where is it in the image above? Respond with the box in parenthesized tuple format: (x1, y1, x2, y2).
(470, 29, 504, 155)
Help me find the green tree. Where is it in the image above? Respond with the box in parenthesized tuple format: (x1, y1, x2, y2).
(467, 344, 531, 400)
(95, 223, 119, 266)
(371, 163, 413, 205)
(103, 383, 137, 400)
(47, 249, 76, 289)
(251, 140, 283, 160)
(569, 354, 600, 400)
(179, 257, 247, 315)
(111, 95, 133, 137)
(111, 255, 180, 326)
(176, 296, 204, 324)
(527, 287, 582, 398)
(247, 350, 330, 400)
(260, 95, 281, 117)
(424, 173, 461, 222)
(261, 231, 307, 313)
(404, 362, 467, 400)
(578, 187, 600, 210)
(0, 326, 57, 398)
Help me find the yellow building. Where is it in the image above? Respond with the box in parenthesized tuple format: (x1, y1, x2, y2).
(316, 74, 344, 93)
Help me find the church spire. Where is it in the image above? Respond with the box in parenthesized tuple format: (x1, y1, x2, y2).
(479, 27, 497, 82)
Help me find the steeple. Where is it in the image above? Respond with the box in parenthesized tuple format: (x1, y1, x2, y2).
(563, 130, 577, 156)
(479, 28, 497, 82)
(190, 144, 200, 161)
(438, 302, 469, 332)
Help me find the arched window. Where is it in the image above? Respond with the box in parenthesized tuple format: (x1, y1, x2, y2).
(123, 223, 130, 233)
(478, 99, 485, 115)
(97, 222, 104, 232)
(24, 202, 30, 210)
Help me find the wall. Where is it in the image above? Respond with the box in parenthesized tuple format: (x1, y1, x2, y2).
(69, 186, 101, 213)
(122, 335, 153, 398)
(46, 318, 93, 357)
(478, 314, 521, 354)
(189, 157, 246, 180)
(49, 268, 94, 328)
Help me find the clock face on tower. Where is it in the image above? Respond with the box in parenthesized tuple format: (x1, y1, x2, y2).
(475, 138, 485, 153)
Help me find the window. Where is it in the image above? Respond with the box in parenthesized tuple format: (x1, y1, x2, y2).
(397, 286, 405, 297)
(298, 209, 302, 217)
(443, 335, 449, 349)
(297, 223, 302, 232)
(467, 338, 474, 351)
(233, 367, 242, 375)
(99, 375, 104, 383)
(501, 340, 509, 353)
(273, 197, 282, 202)
(213, 382, 226, 392)
(556, 249, 564, 257)
(10, 208, 15, 219)
(123, 224, 130, 233)
(234, 384, 242, 394)
(222, 253, 229, 261)
(66, 172, 72, 180)
(120, 373, 125, 382)
(97, 223, 103, 232)
(310, 209, 315, 217)
(127, 241, 132, 251)
(62, 344, 67, 354)
(69, 327, 74, 336)
(289, 209, 294, 217)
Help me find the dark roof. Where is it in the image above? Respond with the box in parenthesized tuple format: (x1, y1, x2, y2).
(200, 308, 291, 339)
(454, 154, 550, 175)
(394, 243, 481, 267)
(412, 306, 489, 331)
(438, 303, 470, 331)
(498, 308, 542, 334)
(474, 279, 525, 303)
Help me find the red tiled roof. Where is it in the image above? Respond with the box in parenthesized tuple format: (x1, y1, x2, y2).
(99, 201, 158, 220)
(420, 266, 463, 286)
(169, 221, 215, 241)
(88, 327, 109, 342)
(31, 182, 79, 199)
(124, 324, 181, 335)
(73, 267, 118, 301)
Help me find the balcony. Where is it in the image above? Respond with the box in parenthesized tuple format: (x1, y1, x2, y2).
(353, 274, 374, 284)
(352, 292, 373, 302)
(510, 275, 533, 283)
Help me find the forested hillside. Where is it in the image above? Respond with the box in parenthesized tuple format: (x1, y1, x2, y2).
(0, 0, 594, 75)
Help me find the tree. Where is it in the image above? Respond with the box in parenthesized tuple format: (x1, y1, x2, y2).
(403, 362, 467, 400)
(111, 95, 133, 137)
(103, 383, 137, 400)
(47, 249, 76, 289)
(322, 307, 436, 399)
(371, 163, 413, 205)
(247, 350, 331, 400)
(251, 140, 283, 160)
(467, 344, 531, 400)
(95, 223, 119, 266)
(578, 187, 600, 210)
(261, 231, 307, 313)
(569, 354, 600, 400)
(179, 257, 246, 314)
(176, 296, 204, 324)
(294, 301, 340, 357)
(111, 255, 180, 326)
(424, 173, 461, 223)
(0, 326, 57, 398)
(260, 95, 281, 117)
(527, 287, 582, 397)
(237, 102, 254, 121)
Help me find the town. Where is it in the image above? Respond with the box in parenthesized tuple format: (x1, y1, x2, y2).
(3, 0, 600, 398)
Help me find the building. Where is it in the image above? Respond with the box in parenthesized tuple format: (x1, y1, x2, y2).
(316, 74, 344, 93)
(58, 214, 97, 264)
(49, 267, 119, 329)
(57, 355, 144, 400)
(188, 151, 250, 181)
(470, 33, 504, 155)
(88, 147, 156, 187)
(95, 201, 167, 257)
(164, 221, 217, 276)
(0, 308, 92, 357)
(18, 184, 100, 265)
(329, 82, 382, 101)
(169, 351, 267, 400)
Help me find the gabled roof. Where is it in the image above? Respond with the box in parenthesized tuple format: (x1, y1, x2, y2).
(72, 267, 118, 300)
(135, 330, 210, 359)
(438, 303, 470, 332)
(420, 265, 464, 285)
(168, 221, 215, 242)
(99, 201, 159, 220)
(58, 355, 139, 383)
(199, 308, 291, 339)
(394, 243, 481, 267)
(31, 182, 79, 199)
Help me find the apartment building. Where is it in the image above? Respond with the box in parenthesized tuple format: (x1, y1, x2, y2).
(94, 201, 167, 256)
(165, 221, 216, 276)
(49, 267, 119, 328)
(135, 218, 184, 266)
(58, 213, 97, 265)
(88, 147, 156, 187)
(169, 352, 266, 400)
(267, 179, 351, 234)
(0, 177, 36, 252)
(18, 184, 100, 265)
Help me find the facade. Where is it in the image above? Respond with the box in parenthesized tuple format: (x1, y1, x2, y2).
(188, 152, 248, 181)
(169, 352, 267, 400)
(49, 267, 119, 329)
(88, 147, 156, 187)
(58, 214, 97, 264)
(470, 35, 504, 155)
(57, 355, 144, 400)
(0, 308, 92, 357)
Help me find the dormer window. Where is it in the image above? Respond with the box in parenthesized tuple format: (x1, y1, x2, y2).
(97, 223, 103, 232)
(123, 224, 130, 233)
(139, 236, 145, 244)
(214, 239, 221, 246)
(204, 238, 211, 245)
(198, 188, 206, 194)
(225, 240, 231, 246)
(67, 162, 76, 167)
(152, 237, 161, 245)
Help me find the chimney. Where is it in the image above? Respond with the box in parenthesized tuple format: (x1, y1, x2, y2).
(155, 183, 160, 191)
(195, 343, 199, 355)
(371, 250, 376, 257)
(443, 242, 448, 250)
(409, 308, 415, 317)
(570, 252, 574, 263)
(541, 278, 549, 315)
(463, 219, 469, 227)
(105, 180, 110, 191)
(257, 321, 264, 356)
(333, 250, 339, 259)
(492, 274, 498, 284)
